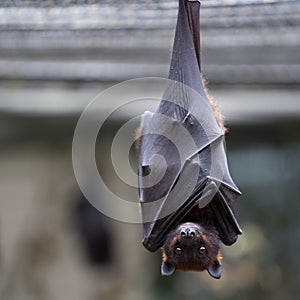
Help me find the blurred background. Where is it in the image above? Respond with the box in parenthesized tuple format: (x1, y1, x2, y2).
(0, 0, 300, 299)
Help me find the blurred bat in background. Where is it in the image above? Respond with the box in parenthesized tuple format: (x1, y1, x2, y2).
(136, 0, 242, 278)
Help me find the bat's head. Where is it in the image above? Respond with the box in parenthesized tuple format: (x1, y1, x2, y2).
(161, 222, 222, 279)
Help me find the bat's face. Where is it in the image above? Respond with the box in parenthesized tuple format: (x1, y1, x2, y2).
(161, 222, 222, 279)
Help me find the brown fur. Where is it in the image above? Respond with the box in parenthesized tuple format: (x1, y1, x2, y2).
(161, 206, 222, 276)
(201, 76, 227, 133)
(161, 223, 220, 272)
(162, 204, 222, 277)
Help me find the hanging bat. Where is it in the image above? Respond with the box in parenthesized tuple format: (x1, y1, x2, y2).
(136, 0, 242, 278)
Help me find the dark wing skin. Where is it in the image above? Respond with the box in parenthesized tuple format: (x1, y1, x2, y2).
(138, 0, 242, 252)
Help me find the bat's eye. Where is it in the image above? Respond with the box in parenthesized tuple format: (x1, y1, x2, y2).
(175, 247, 183, 256)
(198, 246, 206, 255)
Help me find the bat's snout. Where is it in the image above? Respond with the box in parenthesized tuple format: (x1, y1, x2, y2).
(180, 226, 198, 238)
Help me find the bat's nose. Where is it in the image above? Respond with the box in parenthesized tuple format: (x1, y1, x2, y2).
(180, 227, 196, 238)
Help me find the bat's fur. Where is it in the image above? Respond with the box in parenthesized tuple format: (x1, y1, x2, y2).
(136, 79, 226, 278)
(201, 76, 227, 133)
(160, 206, 223, 278)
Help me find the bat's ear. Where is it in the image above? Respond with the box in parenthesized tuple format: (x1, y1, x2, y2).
(207, 259, 222, 279)
(161, 261, 176, 276)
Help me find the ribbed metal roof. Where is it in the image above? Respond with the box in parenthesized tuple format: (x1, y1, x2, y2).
(0, 0, 299, 83)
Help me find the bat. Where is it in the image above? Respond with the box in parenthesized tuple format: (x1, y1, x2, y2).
(136, 0, 242, 278)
